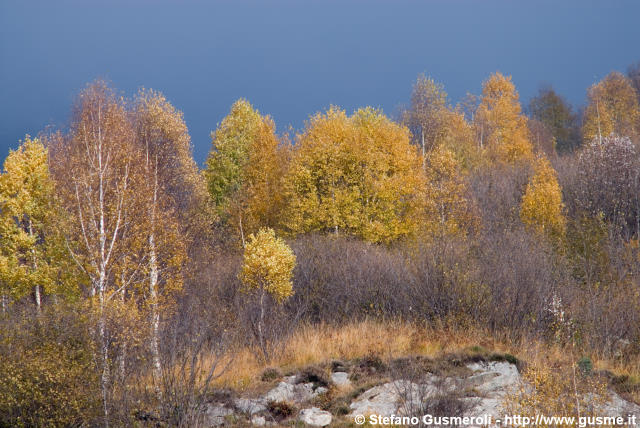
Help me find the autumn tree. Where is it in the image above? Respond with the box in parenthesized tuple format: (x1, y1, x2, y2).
(239, 228, 295, 361)
(527, 119, 557, 158)
(439, 108, 482, 172)
(520, 156, 566, 242)
(49, 81, 143, 425)
(205, 99, 286, 245)
(583, 71, 640, 143)
(401, 74, 449, 164)
(283, 106, 426, 244)
(423, 145, 477, 238)
(132, 89, 189, 390)
(628, 61, 640, 103)
(574, 135, 640, 237)
(475, 72, 533, 163)
(528, 86, 579, 153)
(133, 88, 211, 236)
(0, 137, 77, 314)
(401, 75, 480, 171)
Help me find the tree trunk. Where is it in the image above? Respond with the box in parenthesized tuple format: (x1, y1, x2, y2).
(28, 219, 41, 316)
(421, 128, 426, 170)
(239, 213, 246, 248)
(34, 285, 41, 314)
(596, 99, 603, 144)
(119, 283, 126, 381)
(98, 272, 109, 428)
(98, 142, 110, 428)
(148, 154, 162, 396)
(258, 287, 267, 362)
(149, 232, 161, 391)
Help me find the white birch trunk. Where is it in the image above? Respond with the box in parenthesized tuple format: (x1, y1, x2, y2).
(98, 140, 110, 428)
(146, 152, 162, 394)
(28, 219, 41, 316)
(421, 128, 426, 170)
(119, 282, 126, 380)
(149, 232, 161, 388)
(69, 95, 130, 428)
(258, 287, 266, 361)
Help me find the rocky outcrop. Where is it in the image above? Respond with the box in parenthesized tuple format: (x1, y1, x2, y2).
(197, 359, 640, 427)
(299, 407, 332, 426)
(234, 397, 267, 415)
(349, 380, 420, 417)
(263, 374, 327, 403)
(600, 391, 640, 418)
(331, 371, 351, 388)
(203, 404, 234, 426)
(348, 361, 519, 419)
(463, 361, 521, 418)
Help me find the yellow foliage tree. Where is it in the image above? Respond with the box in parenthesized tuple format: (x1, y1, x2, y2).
(475, 72, 533, 163)
(133, 89, 191, 389)
(520, 156, 566, 241)
(134, 88, 211, 236)
(582, 71, 640, 143)
(205, 99, 287, 245)
(439, 109, 481, 172)
(283, 106, 426, 244)
(402, 74, 450, 163)
(239, 228, 296, 360)
(424, 146, 477, 238)
(0, 136, 77, 314)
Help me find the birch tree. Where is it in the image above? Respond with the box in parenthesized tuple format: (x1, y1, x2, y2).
(0, 136, 76, 314)
(133, 88, 188, 391)
(520, 156, 567, 242)
(240, 228, 295, 361)
(402, 74, 449, 166)
(528, 86, 579, 153)
(283, 106, 426, 243)
(475, 72, 533, 164)
(205, 99, 287, 245)
(49, 81, 141, 426)
(583, 71, 640, 143)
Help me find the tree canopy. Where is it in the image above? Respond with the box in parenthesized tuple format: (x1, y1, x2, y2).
(282, 106, 426, 244)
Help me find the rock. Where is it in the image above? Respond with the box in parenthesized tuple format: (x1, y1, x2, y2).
(315, 386, 329, 395)
(331, 371, 351, 388)
(264, 381, 316, 403)
(465, 361, 521, 396)
(599, 391, 640, 418)
(460, 362, 521, 419)
(283, 375, 298, 384)
(347, 362, 522, 419)
(203, 403, 233, 427)
(264, 381, 295, 402)
(299, 407, 332, 426)
(251, 415, 266, 426)
(463, 397, 502, 419)
(235, 397, 267, 415)
(349, 380, 421, 417)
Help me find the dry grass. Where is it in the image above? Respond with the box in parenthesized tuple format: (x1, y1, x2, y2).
(205, 319, 640, 403)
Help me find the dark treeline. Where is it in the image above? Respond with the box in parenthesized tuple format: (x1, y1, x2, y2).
(1, 63, 640, 427)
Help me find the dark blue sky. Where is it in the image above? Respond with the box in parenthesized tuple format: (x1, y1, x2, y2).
(1, 0, 639, 164)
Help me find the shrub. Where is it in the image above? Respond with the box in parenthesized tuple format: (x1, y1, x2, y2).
(0, 304, 100, 427)
(261, 367, 283, 382)
(298, 366, 330, 388)
(267, 400, 296, 421)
